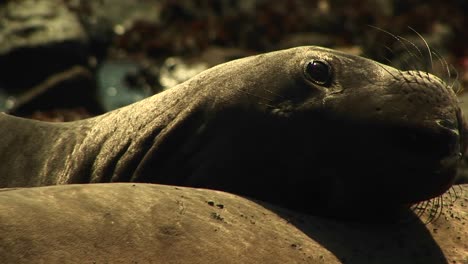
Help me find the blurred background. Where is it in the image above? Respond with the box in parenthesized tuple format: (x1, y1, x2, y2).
(0, 0, 466, 119)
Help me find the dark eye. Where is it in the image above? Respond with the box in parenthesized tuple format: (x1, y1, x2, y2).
(304, 60, 332, 86)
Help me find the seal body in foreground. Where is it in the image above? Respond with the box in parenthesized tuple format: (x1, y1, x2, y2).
(3, 183, 467, 263)
(0, 46, 465, 218)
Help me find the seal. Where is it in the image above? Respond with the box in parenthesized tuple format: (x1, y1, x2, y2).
(0, 46, 465, 218)
(2, 183, 467, 263)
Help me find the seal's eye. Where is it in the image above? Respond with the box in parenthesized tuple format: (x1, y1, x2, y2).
(304, 60, 332, 86)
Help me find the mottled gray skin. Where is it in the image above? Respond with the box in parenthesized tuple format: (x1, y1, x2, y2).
(0, 46, 464, 217)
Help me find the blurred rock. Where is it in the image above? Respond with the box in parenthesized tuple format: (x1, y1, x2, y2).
(66, 0, 162, 59)
(159, 57, 209, 89)
(67, 0, 162, 29)
(7, 66, 102, 117)
(0, 0, 90, 90)
(96, 60, 154, 111)
(156, 46, 252, 91)
(27, 108, 93, 122)
(276, 32, 337, 50)
(198, 46, 252, 65)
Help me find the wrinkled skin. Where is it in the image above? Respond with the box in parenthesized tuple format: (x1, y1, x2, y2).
(0, 46, 465, 218)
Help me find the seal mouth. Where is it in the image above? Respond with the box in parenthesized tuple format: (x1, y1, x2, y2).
(390, 122, 460, 161)
(388, 121, 461, 203)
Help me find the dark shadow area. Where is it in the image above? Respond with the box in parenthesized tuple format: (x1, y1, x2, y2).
(257, 201, 447, 264)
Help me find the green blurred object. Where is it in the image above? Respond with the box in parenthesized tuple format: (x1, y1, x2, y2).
(96, 60, 152, 112)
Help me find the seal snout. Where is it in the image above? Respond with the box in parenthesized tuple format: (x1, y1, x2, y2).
(435, 118, 462, 155)
(391, 120, 460, 160)
(393, 70, 463, 162)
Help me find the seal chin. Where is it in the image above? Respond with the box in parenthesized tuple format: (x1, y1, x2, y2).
(406, 161, 458, 204)
(398, 117, 464, 204)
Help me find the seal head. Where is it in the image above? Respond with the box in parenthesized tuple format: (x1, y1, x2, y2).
(302, 47, 465, 217)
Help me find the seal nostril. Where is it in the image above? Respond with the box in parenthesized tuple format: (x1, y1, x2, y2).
(391, 126, 458, 159)
(436, 119, 459, 135)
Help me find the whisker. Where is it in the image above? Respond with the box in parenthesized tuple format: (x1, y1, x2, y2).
(431, 50, 451, 84)
(263, 88, 286, 99)
(447, 188, 455, 202)
(448, 64, 460, 94)
(398, 35, 424, 59)
(258, 102, 276, 108)
(234, 88, 275, 104)
(449, 185, 462, 202)
(423, 197, 440, 224)
(425, 200, 436, 224)
(408, 26, 434, 72)
(423, 199, 434, 223)
(412, 200, 429, 219)
(410, 194, 448, 224)
(396, 35, 426, 72)
(368, 25, 419, 71)
(398, 41, 423, 71)
(382, 45, 397, 65)
(368, 25, 401, 45)
(432, 196, 443, 223)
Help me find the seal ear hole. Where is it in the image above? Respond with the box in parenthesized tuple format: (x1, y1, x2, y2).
(303, 60, 332, 86)
(375, 107, 382, 112)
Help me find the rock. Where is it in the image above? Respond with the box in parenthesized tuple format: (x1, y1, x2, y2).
(276, 33, 336, 50)
(0, 183, 466, 263)
(6, 66, 102, 117)
(26, 108, 93, 122)
(158, 56, 209, 90)
(96, 60, 154, 111)
(0, 0, 89, 90)
(157, 46, 252, 91)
